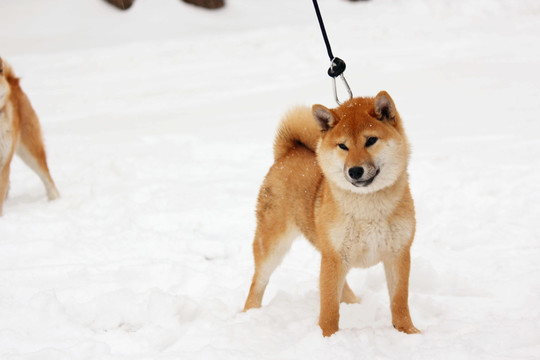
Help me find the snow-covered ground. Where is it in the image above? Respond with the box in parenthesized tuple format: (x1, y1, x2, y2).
(1, 0, 539, 358)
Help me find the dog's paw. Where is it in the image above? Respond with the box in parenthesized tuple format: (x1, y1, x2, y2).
(319, 319, 339, 337)
(341, 294, 362, 304)
(47, 187, 60, 201)
(394, 323, 421, 334)
(341, 284, 361, 304)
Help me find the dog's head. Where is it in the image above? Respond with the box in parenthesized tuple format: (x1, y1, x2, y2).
(313, 91, 410, 194)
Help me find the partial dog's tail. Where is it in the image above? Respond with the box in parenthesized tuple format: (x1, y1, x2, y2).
(0, 58, 16, 85)
(273, 106, 321, 161)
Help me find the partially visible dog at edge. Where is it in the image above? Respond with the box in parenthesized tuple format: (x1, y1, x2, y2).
(0, 57, 59, 215)
(243, 91, 419, 337)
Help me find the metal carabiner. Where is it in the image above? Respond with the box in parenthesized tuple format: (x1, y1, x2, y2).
(328, 57, 353, 105)
(332, 74, 353, 105)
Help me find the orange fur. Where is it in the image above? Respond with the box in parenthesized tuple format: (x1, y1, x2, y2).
(273, 106, 321, 160)
(0, 58, 59, 215)
(244, 91, 419, 337)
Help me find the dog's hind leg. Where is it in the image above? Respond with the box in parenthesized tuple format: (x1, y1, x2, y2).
(243, 225, 299, 311)
(0, 166, 9, 215)
(0, 126, 16, 215)
(341, 282, 361, 304)
(16, 137, 59, 201)
(0, 150, 14, 216)
(14, 85, 59, 201)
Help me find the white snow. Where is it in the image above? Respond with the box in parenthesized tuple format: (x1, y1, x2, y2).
(1, 0, 539, 358)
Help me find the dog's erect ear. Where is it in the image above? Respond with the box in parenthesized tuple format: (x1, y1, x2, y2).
(312, 104, 338, 131)
(0, 57, 3, 75)
(375, 91, 397, 122)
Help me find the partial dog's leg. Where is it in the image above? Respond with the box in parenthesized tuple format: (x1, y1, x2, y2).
(16, 138, 59, 201)
(243, 226, 298, 311)
(341, 281, 361, 304)
(15, 85, 59, 201)
(0, 153, 14, 216)
(0, 125, 16, 215)
(319, 252, 347, 337)
(383, 247, 420, 334)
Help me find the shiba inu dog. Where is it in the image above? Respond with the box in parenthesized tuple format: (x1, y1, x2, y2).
(0, 58, 59, 215)
(243, 91, 419, 336)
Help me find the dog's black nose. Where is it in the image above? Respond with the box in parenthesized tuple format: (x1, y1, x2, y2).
(348, 167, 364, 180)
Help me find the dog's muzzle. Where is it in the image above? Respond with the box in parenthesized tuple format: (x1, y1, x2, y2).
(346, 166, 380, 187)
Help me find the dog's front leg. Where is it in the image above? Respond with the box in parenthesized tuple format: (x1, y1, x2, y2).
(383, 247, 420, 334)
(318, 251, 346, 337)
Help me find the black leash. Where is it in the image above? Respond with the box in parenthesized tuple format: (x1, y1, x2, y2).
(311, 0, 353, 105)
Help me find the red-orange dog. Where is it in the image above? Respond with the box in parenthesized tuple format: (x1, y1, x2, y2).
(244, 91, 419, 336)
(0, 58, 59, 215)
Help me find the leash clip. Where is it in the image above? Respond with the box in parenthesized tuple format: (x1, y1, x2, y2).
(328, 57, 353, 105)
(332, 74, 353, 105)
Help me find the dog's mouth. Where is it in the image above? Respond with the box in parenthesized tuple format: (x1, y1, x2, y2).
(351, 169, 380, 187)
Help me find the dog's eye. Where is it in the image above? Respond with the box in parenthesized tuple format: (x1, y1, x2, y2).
(365, 137, 378, 147)
(338, 143, 349, 151)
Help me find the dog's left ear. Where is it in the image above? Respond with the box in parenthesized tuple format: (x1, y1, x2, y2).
(375, 91, 397, 123)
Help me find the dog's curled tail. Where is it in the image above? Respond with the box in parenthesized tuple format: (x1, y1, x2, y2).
(273, 106, 321, 161)
(0, 59, 17, 85)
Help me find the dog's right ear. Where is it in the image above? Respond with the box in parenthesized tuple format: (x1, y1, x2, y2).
(312, 105, 337, 131)
(0, 57, 3, 75)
